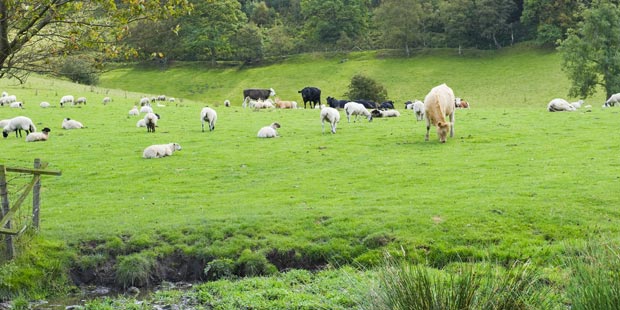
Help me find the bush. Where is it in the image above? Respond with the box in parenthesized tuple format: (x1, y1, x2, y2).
(235, 249, 277, 277)
(204, 258, 235, 280)
(60, 56, 99, 85)
(344, 74, 388, 103)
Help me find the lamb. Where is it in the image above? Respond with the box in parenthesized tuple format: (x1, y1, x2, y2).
(62, 118, 84, 129)
(200, 107, 217, 132)
(26, 127, 51, 142)
(144, 112, 160, 132)
(2, 116, 36, 138)
(76, 97, 87, 105)
(9, 102, 23, 108)
(129, 106, 139, 116)
(60, 95, 74, 107)
(344, 101, 372, 122)
(142, 143, 182, 159)
(257, 122, 281, 138)
(136, 119, 146, 127)
(320, 107, 340, 134)
(547, 98, 576, 112)
(254, 98, 275, 109)
(412, 100, 425, 121)
(40, 101, 51, 108)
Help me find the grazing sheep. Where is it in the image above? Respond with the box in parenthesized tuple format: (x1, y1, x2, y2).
(604, 93, 620, 107)
(102, 97, 112, 105)
(320, 107, 340, 134)
(144, 112, 160, 132)
(547, 98, 576, 112)
(2, 116, 36, 138)
(40, 101, 51, 108)
(157, 95, 166, 101)
(257, 122, 281, 138)
(76, 97, 87, 105)
(371, 109, 401, 118)
(140, 105, 154, 114)
(344, 102, 372, 123)
(139, 97, 150, 106)
(26, 127, 51, 142)
(136, 119, 146, 127)
(60, 95, 74, 107)
(129, 106, 139, 116)
(424, 83, 456, 143)
(200, 107, 217, 132)
(224, 99, 231, 107)
(9, 102, 23, 108)
(142, 143, 182, 159)
(62, 118, 84, 129)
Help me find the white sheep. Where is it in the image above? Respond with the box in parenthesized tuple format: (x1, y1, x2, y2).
(142, 143, 182, 159)
(257, 122, 281, 138)
(224, 99, 231, 107)
(412, 100, 425, 121)
(254, 98, 275, 109)
(344, 102, 372, 122)
(314, 104, 326, 109)
(571, 100, 584, 109)
(144, 112, 160, 132)
(40, 101, 51, 108)
(62, 118, 84, 129)
(140, 105, 154, 114)
(320, 107, 340, 134)
(377, 109, 401, 117)
(139, 97, 150, 106)
(0, 95, 17, 106)
(136, 119, 146, 127)
(26, 127, 51, 142)
(9, 102, 23, 108)
(129, 106, 139, 116)
(2, 116, 36, 138)
(60, 95, 74, 107)
(102, 97, 112, 105)
(200, 107, 217, 132)
(605, 93, 620, 107)
(547, 98, 576, 112)
(76, 97, 87, 105)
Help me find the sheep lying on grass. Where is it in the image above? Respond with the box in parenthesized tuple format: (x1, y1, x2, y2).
(2, 116, 36, 138)
(40, 101, 50, 108)
(547, 98, 576, 112)
(136, 119, 146, 127)
(320, 107, 340, 134)
(257, 122, 281, 138)
(129, 106, 139, 116)
(62, 118, 84, 129)
(143, 143, 182, 159)
(9, 102, 23, 108)
(371, 109, 401, 118)
(26, 128, 51, 142)
(201, 107, 217, 132)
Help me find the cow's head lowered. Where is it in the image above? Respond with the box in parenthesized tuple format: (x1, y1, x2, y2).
(437, 121, 452, 143)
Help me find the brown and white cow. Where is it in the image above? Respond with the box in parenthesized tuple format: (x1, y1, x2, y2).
(424, 83, 455, 143)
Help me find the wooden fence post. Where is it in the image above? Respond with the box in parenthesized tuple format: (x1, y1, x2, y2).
(32, 159, 41, 230)
(0, 165, 15, 259)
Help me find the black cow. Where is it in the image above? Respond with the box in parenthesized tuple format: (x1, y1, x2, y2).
(353, 99, 377, 109)
(298, 87, 321, 109)
(243, 88, 275, 101)
(379, 101, 394, 110)
(327, 96, 348, 109)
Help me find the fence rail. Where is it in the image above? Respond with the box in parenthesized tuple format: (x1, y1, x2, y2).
(1, 159, 61, 259)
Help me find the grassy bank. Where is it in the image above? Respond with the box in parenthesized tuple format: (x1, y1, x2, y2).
(0, 46, 618, 306)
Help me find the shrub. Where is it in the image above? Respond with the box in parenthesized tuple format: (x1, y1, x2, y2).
(344, 74, 388, 103)
(235, 249, 277, 277)
(204, 258, 236, 280)
(115, 253, 154, 288)
(60, 56, 99, 85)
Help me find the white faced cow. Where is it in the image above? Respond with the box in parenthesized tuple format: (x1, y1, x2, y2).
(424, 83, 456, 143)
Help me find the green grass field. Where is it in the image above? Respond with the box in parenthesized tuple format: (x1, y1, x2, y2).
(1, 45, 619, 306)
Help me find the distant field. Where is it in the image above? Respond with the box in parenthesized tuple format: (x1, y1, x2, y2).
(1, 46, 618, 301)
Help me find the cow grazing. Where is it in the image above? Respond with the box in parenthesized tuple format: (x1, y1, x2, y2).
(243, 88, 275, 102)
(327, 96, 348, 109)
(424, 84, 456, 143)
(298, 87, 321, 109)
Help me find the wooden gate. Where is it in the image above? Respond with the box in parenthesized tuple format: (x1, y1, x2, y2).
(0, 159, 61, 259)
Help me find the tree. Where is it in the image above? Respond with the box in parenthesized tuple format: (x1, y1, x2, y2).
(559, 1, 620, 99)
(344, 74, 388, 103)
(374, 0, 425, 56)
(300, 0, 370, 45)
(0, 0, 192, 82)
(521, 0, 588, 46)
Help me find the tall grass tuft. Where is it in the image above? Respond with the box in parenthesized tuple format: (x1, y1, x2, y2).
(365, 257, 554, 310)
(565, 240, 620, 310)
(115, 253, 154, 288)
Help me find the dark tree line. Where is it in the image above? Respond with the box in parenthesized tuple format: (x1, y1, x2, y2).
(119, 0, 598, 63)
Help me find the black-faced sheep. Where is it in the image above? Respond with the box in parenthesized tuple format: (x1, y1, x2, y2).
(62, 118, 84, 129)
(60, 95, 74, 107)
(26, 128, 51, 142)
(2, 116, 36, 138)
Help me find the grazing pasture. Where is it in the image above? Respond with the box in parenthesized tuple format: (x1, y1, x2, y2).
(1, 47, 620, 306)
